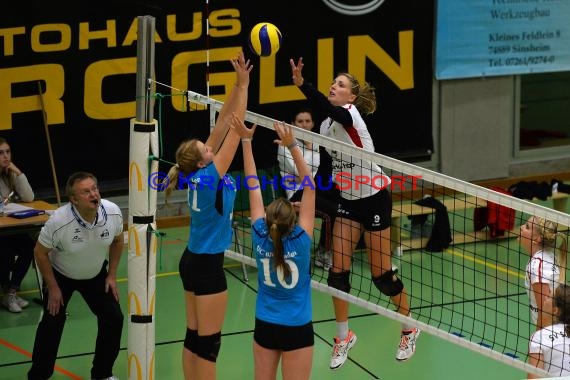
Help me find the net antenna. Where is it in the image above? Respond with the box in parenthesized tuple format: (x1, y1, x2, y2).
(205, 0, 217, 133)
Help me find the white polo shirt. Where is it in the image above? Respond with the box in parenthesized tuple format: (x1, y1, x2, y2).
(38, 199, 123, 280)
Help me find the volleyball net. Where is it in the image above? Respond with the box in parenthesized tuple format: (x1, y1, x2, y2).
(182, 91, 570, 377)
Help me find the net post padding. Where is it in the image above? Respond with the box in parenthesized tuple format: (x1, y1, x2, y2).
(129, 14, 158, 380)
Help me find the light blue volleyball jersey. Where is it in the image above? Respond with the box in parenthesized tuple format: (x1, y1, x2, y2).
(187, 162, 236, 253)
(252, 218, 312, 326)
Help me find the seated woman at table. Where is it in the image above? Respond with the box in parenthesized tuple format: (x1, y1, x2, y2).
(0, 137, 35, 313)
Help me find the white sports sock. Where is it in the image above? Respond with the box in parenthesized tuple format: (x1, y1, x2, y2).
(336, 321, 349, 340)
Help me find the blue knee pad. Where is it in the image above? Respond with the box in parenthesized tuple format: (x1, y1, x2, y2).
(195, 332, 221, 362)
(373, 269, 404, 297)
(184, 328, 198, 353)
(327, 270, 351, 293)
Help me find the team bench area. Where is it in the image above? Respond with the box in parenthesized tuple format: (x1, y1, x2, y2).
(390, 186, 569, 254)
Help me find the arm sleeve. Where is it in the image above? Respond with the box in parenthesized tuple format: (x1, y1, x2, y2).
(299, 82, 353, 127)
(12, 173, 34, 202)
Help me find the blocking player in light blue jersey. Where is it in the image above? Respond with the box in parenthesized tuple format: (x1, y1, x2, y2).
(163, 51, 254, 380)
(239, 116, 316, 380)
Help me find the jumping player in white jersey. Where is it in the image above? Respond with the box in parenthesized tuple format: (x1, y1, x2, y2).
(163, 51, 253, 380)
(520, 216, 568, 330)
(241, 117, 316, 380)
(528, 284, 570, 378)
(290, 57, 420, 369)
(28, 172, 124, 380)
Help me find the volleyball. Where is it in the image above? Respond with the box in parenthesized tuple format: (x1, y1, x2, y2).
(248, 22, 282, 57)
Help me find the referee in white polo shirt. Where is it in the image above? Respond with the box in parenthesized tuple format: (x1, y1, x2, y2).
(28, 172, 124, 380)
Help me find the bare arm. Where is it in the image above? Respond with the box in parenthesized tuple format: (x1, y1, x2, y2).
(210, 53, 253, 178)
(240, 122, 264, 221)
(277, 145, 299, 179)
(533, 282, 552, 330)
(106, 233, 124, 301)
(213, 110, 255, 178)
(527, 352, 544, 379)
(206, 51, 252, 154)
(34, 241, 63, 315)
(274, 122, 315, 237)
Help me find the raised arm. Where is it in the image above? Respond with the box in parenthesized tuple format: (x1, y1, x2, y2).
(206, 51, 252, 154)
(290, 57, 352, 126)
(210, 52, 253, 178)
(533, 282, 553, 330)
(237, 119, 264, 221)
(274, 121, 315, 237)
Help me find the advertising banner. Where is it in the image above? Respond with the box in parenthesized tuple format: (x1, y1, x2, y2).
(436, 0, 570, 79)
(1, 0, 434, 192)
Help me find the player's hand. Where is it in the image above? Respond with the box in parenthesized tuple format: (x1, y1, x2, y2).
(47, 285, 64, 316)
(290, 57, 304, 86)
(231, 51, 253, 88)
(229, 113, 257, 140)
(273, 121, 295, 148)
(105, 275, 120, 301)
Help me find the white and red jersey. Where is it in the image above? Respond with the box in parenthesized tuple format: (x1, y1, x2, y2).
(525, 249, 560, 325)
(320, 104, 390, 200)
